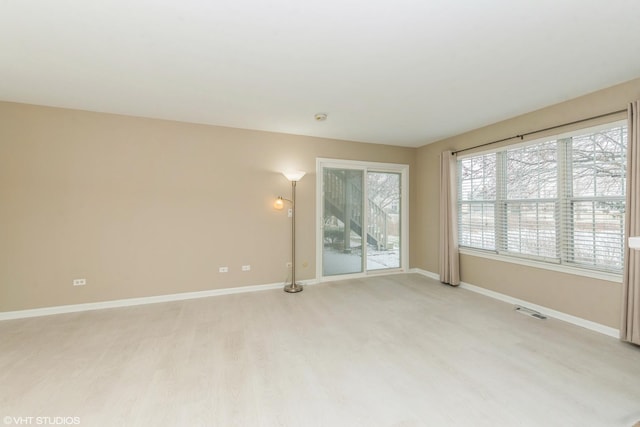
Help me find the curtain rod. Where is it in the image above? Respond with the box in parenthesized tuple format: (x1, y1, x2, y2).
(452, 108, 627, 155)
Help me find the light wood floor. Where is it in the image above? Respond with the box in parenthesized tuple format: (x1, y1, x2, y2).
(1, 274, 640, 426)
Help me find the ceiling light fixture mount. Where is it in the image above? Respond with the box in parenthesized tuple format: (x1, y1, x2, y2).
(314, 113, 328, 122)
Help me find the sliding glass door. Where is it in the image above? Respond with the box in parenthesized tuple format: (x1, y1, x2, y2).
(366, 171, 401, 271)
(318, 160, 408, 279)
(322, 168, 365, 276)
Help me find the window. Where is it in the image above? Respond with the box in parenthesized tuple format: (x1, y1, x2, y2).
(457, 121, 627, 274)
(502, 140, 558, 260)
(566, 126, 627, 270)
(458, 153, 496, 250)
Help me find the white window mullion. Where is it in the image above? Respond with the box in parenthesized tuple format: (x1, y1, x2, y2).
(495, 151, 506, 254)
(557, 138, 572, 264)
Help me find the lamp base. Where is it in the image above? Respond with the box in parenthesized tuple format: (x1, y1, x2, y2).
(284, 282, 303, 293)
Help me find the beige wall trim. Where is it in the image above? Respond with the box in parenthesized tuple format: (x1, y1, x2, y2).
(0, 280, 315, 321)
(410, 268, 620, 339)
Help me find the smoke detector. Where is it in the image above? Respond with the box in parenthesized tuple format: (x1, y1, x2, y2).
(314, 113, 328, 122)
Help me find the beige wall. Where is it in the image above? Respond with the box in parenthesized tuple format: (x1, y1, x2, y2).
(3, 77, 639, 327)
(414, 77, 640, 328)
(0, 102, 415, 311)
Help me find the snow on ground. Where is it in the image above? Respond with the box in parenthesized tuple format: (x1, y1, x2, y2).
(322, 245, 400, 276)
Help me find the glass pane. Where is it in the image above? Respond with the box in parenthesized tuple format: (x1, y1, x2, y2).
(572, 126, 627, 197)
(504, 201, 557, 259)
(458, 202, 495, 250)
(367, 172, 401, 270)
(506, 141, 557, 199)
(323, 168, 364, 276)
(570, 200, 625, 270)
(459, 153, 496, 201)
(458, 153, 496, 250)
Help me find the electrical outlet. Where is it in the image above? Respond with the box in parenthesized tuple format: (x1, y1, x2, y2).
(241, 265, 251, 271)
(73, 278, 87, 286)
(287, 208, 293, 218)
(219, 267, 228, 273)
(286, 262, 292, 268)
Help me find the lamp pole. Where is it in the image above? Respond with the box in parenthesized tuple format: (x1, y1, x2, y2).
(278, 171, 305, 293)
(284, 179, 302, 293)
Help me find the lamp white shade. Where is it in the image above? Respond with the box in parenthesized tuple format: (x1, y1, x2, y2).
(630, 237, 640, 250)
(283, 171, 306, 182)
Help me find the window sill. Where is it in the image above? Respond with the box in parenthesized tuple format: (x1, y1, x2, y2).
(458, 248, 622, 284)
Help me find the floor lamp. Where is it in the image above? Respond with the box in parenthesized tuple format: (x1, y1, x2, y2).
(275, 171, 305, 293)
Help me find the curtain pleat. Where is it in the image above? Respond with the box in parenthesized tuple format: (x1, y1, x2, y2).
(439, 150, 460, 286)
(621, 101, 640, 345)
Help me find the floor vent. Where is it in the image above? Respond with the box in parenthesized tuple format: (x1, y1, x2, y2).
(514, 305, 547, 320)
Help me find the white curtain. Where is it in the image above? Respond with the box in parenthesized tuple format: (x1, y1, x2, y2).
(439, 150, 460, 286)
(622, 101, 640, 345)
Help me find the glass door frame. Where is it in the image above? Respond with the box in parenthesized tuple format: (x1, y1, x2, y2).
(316, 158, 409, 282)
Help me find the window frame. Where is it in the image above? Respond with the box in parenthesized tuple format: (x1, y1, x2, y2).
(456, 120, 627, 282)
(458, 152, 497, 251)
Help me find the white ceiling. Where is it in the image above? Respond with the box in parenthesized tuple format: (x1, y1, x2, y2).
(1, 1, 640, 148)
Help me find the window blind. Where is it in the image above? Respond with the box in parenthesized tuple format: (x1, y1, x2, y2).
(457, 121, 627, 273)
(561, 126, 627, 272)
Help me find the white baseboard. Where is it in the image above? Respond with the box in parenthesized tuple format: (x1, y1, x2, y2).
(409, 268, 440, 281)
(2, 270, 622, 340)
(0, 280, 315, 321)
(410, 268, 620, 339)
